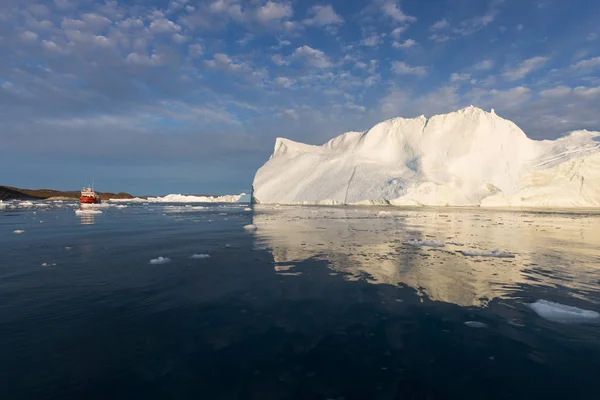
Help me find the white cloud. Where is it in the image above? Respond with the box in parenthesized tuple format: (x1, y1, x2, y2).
(361, 33, 383, 47)
(255, 1, 293, 27)
(380, 1, 416, 23)
(274, 77, 295, 88)
(392, 39, 416, 49)
(573, 86, 600, 97)
(588, 33, 598, 41)
(20, 31, 38, 42)
(431, 19, 449, 30)
(126, 52, 164, 66)
(205, 53, 249, 72)
(271, 54, 289, 66)
(188, 43, 204, 58)
(293, 45, 331, 68)
(282, 109, 298, 119)
(54, 0, 72, 9)
(474, 59, 494, 70)
(41, 40, 67, 55)
(304, 5, 343, 26)
(429, 34, 450, 43)
(150, 17, 181, 34)
(539, 85, 571, 98)
(571, 57, 600, 70)
(81, 13, 111, 31)
(61, 18, 86, 30)
(503, 56, 548, 81)
(390, 26, 407, 39)
(391, 61, 427, 76)
(450, 72, 471, 82)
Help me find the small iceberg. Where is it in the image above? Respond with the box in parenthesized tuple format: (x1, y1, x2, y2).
(529, 300, 600, 324)
(243, 224, 258, 232)
(149, 257, 171, 265)
(405, 239, 445, 247)
(464, 321, 488, 328)
(75, 209, 103, 215)
(458, 250, 515, 258)
(13, 230, 25, 234)
(190, 253, 210, 259)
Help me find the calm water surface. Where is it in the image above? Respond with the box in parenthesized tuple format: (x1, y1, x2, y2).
(1, 201, 600, 399)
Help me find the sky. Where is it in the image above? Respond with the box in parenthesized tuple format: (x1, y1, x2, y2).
(1, 0, 599, 195)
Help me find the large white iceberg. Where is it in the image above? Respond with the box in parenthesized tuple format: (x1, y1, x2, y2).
(253, 106, 600, 207)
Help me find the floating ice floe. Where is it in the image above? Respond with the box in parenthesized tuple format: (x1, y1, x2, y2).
(243, 224, 258, 231)
(458, 250, 515, 258)
(149, 257, 171, 265)
(529, 300, 600, 323)
(464, 321, 488, 328)
(13, 229, 25, 234)
(244, 207, 252, 211)
(405, 239, 445, 247)
(18, 201, 35, 208)
(75, 209, 103, 215)
(41, 262, 56, 267)
(190, 253, 210, 259)
(378, 210, 391, 215)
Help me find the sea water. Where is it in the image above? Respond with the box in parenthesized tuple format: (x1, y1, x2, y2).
(1, 201, 600, 399)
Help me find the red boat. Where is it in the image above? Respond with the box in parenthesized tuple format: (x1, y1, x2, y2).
(80, 187, 101, 204)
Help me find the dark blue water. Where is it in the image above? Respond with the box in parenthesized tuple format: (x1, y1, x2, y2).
(2, 201, 600, 399)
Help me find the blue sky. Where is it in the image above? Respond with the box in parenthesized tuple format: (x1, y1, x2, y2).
(1, 0, 599, 195)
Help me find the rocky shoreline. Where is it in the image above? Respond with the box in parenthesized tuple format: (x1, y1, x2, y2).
(0, 186, 134, 201)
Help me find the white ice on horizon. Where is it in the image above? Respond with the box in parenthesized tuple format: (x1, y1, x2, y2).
(458, 250, 515, 258)
(75, 209, 103, 215)
(190, 253, 210, 259)
(13, 230, 25, 234)
(111, 193, 246, 204)
(529, 300, 600, 323)
(405, 239, 445, 247)
(243, 224, 258, 231)
(464, 321, 488, 328)
(149, 257, 171, 264)
(253, 106, 600, 208)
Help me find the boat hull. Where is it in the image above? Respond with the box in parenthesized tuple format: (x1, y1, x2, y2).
(80, 196, 101, 204)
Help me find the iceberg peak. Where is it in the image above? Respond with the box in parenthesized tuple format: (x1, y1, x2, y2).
(254, 107, 600, 207)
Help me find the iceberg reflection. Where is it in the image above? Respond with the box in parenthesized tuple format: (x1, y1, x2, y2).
(252, 206, 600, 307)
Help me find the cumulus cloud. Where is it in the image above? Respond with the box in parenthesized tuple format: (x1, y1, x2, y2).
(390, 26, 407, 39)
(474, 59, 494, 70)
(430, 19, 449, 30)
(292, 45, 331, 68)
(361, 33, 384, 47)
(303, 5, 343, 26)
(450, 72, 471, 82)
(539, 85, 571, 98)
(503, 56, 549, 81)
(392, 39, 417, 49)
(571, 57, 600, 70)
(391, 61, 427, 76)
(274, 77, 296, 88)
(380, 0, 416, 23)
(126, 52, 165, 66)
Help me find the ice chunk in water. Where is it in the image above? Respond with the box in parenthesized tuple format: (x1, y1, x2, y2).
(458, 250, 515, 258)
(464, 321, 488, 328)
(405, 239, 444, 247)
(190, 254, 210, 259)
(13, 230, 25, 234)
(529, 300, 600, 323)
(149, 257, 171, 265)
(244, 224, 258, 231)
(75, 209, 103, 215)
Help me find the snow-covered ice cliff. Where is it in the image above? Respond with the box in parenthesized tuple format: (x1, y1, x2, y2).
(253, 106, 600, 207)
